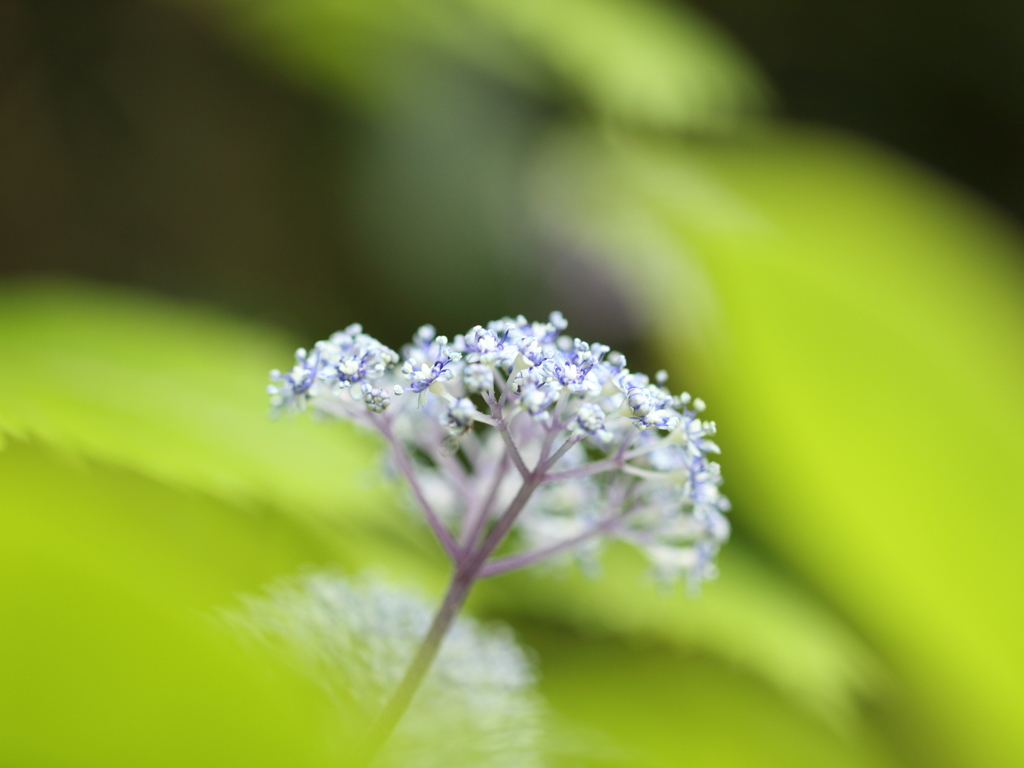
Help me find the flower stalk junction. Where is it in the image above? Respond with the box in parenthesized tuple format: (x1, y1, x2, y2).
(269, 313, 730, 762)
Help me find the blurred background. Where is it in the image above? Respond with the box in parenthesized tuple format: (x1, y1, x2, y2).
(2, 1, 1023, 767)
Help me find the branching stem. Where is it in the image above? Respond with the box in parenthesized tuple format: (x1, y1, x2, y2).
(483, 391, 529, 478)
(355, 426, 548, 764)
(479, 515, 619, 577)
(358, 410, 641, 763)
(375, 416, 459, 560)
(458, 453, 508, 550)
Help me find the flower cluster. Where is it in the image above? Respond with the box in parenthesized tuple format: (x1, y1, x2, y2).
(267, 324, 399, 412)
(269, 313, 730, 588)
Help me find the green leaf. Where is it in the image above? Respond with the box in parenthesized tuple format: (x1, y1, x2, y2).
(0, 439, 352, 767)
(0, 277, 887, 753)
(533, 126, 1024, 767)
(524, 624, 900, 768)
(173, 0, 769, 131)
(453, 0, 771, 131)
(477, 543, 886, 736)
(0, 279, 392, 521)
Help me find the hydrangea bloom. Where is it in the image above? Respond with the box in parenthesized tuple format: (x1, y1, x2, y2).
(269, 312, 730, 589)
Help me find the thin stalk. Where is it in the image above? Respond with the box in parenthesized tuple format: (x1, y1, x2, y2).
(463, 418, 558, 571)
(356, 410, 644, 762)
(483, 391, 529, 478)
(497, 365, 519, 408)
(479, 515, 619, 577)
(352, 569, 475, 766)
(538, 422, 561, 465)
(624, 436, 674, 460)
(545, 456, 621, 482)
(545, 431, 633, 482)
(540, 433, 583, 473)
(375, 416, 459, 560)
(355, 423, 544, 765)
(624, 464, 685, 482)
(458, 453, 508, 550)
(465, 462, 547, 574)
(354, 481, 541, 764)
(535, 393, 571, 468)
(480, 476, 636, 578)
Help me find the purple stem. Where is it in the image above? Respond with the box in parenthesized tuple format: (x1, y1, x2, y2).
(540, 433, 583, 473)
(545, 431, 633, 481)
(545, 456, 621, 482)
(466, 473, 543, 573)
(351, 568, 474, 765)
(463, 420, 554, 573)
(375, 416, 460, 560)
(483, 391, 529, 479)
(497, 365, 518, 408)
(478, 515, 621, 577)
(355, 425, 542, 765)
(359, 409, 622, 762)
(458, 453, 508, 551)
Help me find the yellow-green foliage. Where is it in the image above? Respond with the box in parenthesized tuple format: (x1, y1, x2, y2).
(0, 280, 900, 767)
(4, 0, 1024, 765)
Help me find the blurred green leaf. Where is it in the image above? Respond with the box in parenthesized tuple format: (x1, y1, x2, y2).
(0, 436, 894, 768)
(0, 278, 893, 760)
(0, 439, 350, 767)
(477, 543, 885, 736)
(525, 624, 900, 768)
(0, 279, 392, 521)
(179, 0, 769, 131)
(533, 126, 1024, 767)
(0, 280, 880, 724)
(454, 0, 771, 131)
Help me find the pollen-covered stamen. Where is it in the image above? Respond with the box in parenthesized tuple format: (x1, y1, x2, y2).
(454, 325, 509, 367)
(312, 326, 401, 395)
(267, 347, 323, 414)
(402, 336, 462, 395)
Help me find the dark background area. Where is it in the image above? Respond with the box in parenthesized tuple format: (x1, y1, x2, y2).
(690, 0, 1024, 219)
(3, 0, 1023, 340)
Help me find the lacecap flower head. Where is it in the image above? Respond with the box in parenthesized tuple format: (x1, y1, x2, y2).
(269, 313, 730, 589)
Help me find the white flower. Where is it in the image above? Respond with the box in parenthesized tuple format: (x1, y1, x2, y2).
(268, 312, 730, 590)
